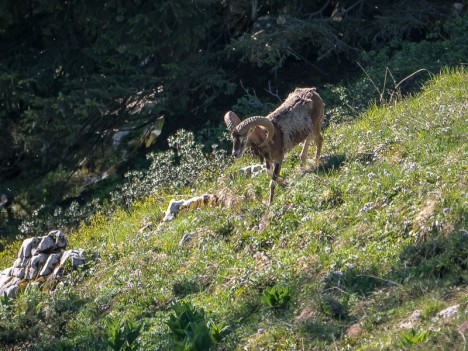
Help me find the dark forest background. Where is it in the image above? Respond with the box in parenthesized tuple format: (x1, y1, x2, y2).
(1, 0, 466, 240)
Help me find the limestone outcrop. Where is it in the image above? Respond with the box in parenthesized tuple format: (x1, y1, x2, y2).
(0, 230, 92, 298)
(162, 188, 243, 223)
(238, 164, 265, 177)
(163, 194, 219, 221)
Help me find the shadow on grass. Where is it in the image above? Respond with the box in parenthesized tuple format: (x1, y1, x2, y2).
(322, 266, 393, 298)
(172, 276, 212, 298)
(317, 153, 346, 174)
(396, 228, 467, 285)
(320, 229, 467, 301)
(299, 153, 346, 178)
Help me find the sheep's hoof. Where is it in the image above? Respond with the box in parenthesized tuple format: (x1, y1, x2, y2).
(276, 178, 287, 187)
(305, 162, 320, 173)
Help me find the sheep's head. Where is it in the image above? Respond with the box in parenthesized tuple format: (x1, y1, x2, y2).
(224, 111, 274, 158)
(224, 111, 249, 158)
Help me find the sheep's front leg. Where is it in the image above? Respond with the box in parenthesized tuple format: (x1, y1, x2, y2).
(265, 161, 274, 178)
(266, 161, 285, 186)
(268, 162, 282, 205)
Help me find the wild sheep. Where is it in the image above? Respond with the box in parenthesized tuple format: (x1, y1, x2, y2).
(224, 87, 324, 204)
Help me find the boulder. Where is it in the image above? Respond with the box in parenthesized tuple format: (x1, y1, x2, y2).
(0, 274, 13, 288)
(18, 237, 40, 259)
(179, 233, 193, 247)
(53, 249, 88, 278)
(54, 230, 68, 248)
(62, 249, 86, 268)
(30, 253, 48, 271)
(1, 284, 19, 298)
(163, 194, 219, 222)
(1, 267, 12, 276)
(11, 268, 25, 279)
(163, 199, 184, 221)
(13, 258, 23, 268)
(36, 235, 56, 253)
(39, 253, 62, 276)
(24, 267, 38, 280)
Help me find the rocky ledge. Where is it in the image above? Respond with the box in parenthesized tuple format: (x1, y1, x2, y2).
(0, 230, 93, 298)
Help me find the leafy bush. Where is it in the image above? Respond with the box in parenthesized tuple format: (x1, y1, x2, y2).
(231, 88, 276, 118)
(399, 328, 431, 346)
(207, 320, 229, 343)
(166, 302, 228, 351)
(320, 83, 369, 125)
(261, 285, 292, 309)
(172, 279, 203, 298)
(215, 219, 235, 238)
(13, 129, 229, 239)
(112, 129, 230, 205)
(102, 316, 143, 351)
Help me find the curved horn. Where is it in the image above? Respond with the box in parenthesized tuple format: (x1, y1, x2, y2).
(236, 116, 275, 147)
(224, 111, 241, 131)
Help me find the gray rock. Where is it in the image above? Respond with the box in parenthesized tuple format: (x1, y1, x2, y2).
(0, 274, 13, 288)
(239, 166, 252, 176)
(53, 249, 87, 278)
(24, 267, 36, 280)
(179, 233, 193, 247)
(70, 251, 86, 268)
(5, 277, 20, 288)
(0, 231, 95, 297)
(1, 268, 12, 277)
(52, 230, 68, 248)
(239, 164, 265, 178)
(11, 268, 25, 279)
(13, 258, 22, 268)
(3, 285, 20, 298)
(18, 237, 40, 259)
(163, 199, 184, 221)
(65, 249, 86, 268)
(36, 235, 56, 253)
(19, 256, 32, 268)
(30, 253, 48, 272)
(39, 253, 62, 276)
(251, 164, 265, 173)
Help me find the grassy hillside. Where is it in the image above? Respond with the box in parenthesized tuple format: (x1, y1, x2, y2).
(0, 68, 467, 350)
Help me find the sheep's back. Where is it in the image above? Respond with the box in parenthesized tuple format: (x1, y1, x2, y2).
(269, 89, 316, 152)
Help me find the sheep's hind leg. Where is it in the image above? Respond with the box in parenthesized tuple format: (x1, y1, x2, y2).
(302, 132, 323, 173)
(314, 132, 323, 163)
(300, 135, 312, 168)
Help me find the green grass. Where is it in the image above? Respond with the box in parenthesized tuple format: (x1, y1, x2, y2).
(0, 68, 466, 350)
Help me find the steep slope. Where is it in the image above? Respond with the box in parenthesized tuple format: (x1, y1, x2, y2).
(0, 68, 466, 350)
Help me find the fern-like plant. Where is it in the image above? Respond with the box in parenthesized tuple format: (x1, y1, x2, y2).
(261, 285, 292, 309)
(102, 316, 142, 351)
(166, 302, 229, 351)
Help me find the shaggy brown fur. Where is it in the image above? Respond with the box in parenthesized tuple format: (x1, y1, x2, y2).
(224, 87, 324, 204)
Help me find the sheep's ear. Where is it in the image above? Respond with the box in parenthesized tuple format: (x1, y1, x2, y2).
(224, 111, 241, 131)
